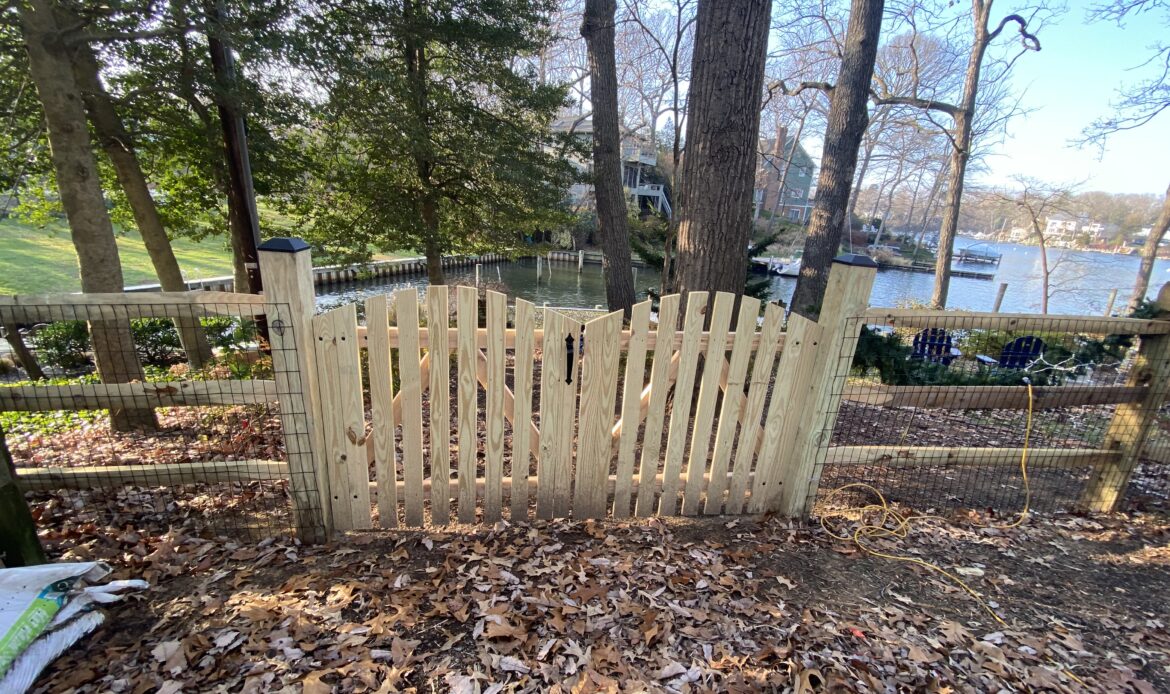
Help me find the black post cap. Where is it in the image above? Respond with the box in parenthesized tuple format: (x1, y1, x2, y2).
(258, 237, 311, 253)
(832, 253, 878, 268)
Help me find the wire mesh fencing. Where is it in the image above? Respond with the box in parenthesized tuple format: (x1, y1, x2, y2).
(0, 298, 321, 541)
(811, 312, 1170, 516)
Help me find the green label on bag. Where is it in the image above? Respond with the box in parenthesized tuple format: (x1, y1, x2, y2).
(0, 584, 69, 677)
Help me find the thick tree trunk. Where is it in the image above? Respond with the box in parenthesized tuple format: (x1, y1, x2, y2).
(72, 44, 214, 367)
(0, 428, 46, 567)
(789, 0, 885, 319)
(3, 323, 44, 380)
(21, 0, 157, 432)
(673, 0, 772, 302)
(581, 0, 635, 316)
(1129, 181, 1170, 311)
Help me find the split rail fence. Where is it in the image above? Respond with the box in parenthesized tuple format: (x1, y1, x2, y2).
(3, 237, 1169, 542)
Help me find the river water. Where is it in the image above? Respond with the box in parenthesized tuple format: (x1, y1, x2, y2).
(317, 236, 1170, 315)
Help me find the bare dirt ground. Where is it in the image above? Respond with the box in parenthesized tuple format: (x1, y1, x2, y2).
(30, 506, 1170, 693)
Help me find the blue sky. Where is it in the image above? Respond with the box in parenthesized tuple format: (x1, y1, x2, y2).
(977, 1, 1170, 195)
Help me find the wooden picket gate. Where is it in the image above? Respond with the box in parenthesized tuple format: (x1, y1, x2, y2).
(308, 261, 876, 530)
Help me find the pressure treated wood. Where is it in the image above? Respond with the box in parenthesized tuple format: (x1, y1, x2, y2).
(574, 311, 622, 518)
(726, 303, 785, 514)
(0, 380, 279, 412)
(635, 294, 680, 517)
(0, 291, 266, 323)
(790, 262, 877, 515)
(753, 314, 824, 513)
(1081, 331, 1170, 510)
(16, 460, 289, 491)
(355, 325, 761, 352)
(484, 291, 507, 522)
(426, 286, 451, 523)
(863, 308, 1170, 336)
(613, 300, 651, 517)
(395, 290, 426, 526)
(456, 287, 479, 523)
(365, 295, 398, 528)
(827, 445, 1118, 469)
(659, 292, 707, 516)
(312, 305, 371, 530)
(703, 297, 760, 514)
(510, 299, 536, 519)
(682, 292, 734, 515)
(260, 246, 329, 541)
(537, 310, 580, 519)
(842, 384, 1146, 410)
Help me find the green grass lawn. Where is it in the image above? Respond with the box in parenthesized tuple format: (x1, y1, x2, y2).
(0, 218, 237, 294)
(0, 216, 419, 294)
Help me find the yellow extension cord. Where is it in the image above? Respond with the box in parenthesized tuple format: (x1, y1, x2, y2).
(820, 382, 1034, 628)
(820, 382, 1087, 684)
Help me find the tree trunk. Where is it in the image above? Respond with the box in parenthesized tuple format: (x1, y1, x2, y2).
(581, 0, 635, 316)
(3, 323, 44, 380)
(72, 43, 214, 368)
(0, 428, 46, 567)
(930, 2, 994, 309)
(1035, 223, 1050, 314)
(20, 0, 157, 432)
(789, 0, 885, 319)
(206, 0, 262, 297)
(1129, 181, 1170, 311)
(422, 200, 446, 285)
(673, 0, 772, 303)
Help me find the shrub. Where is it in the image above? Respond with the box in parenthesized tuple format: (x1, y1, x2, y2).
(32, 321, 92, 371)
(130, 318, 184, 366)
(201, 317, 258, 352)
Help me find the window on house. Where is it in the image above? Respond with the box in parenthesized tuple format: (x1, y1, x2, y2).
(789, 208, 801, 220)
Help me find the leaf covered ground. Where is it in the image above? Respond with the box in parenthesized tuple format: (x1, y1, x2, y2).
(31, 508, 1170, 693)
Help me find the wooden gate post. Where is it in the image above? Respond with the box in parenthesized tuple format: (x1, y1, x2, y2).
(772, 255, 876, 517)
(1080, 283, 1170, 512)
(258, 237, 331, 541)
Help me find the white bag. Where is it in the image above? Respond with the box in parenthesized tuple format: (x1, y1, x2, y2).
(0, 562, 148, 692)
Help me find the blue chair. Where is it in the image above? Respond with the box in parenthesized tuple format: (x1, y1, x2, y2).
(911, 328, 960, 366)
(999, 336, 1045, 369)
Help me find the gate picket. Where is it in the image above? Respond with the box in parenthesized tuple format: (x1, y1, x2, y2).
(635, 293, 680, 517)
(659, 293, 708, 516)
(574, 310, 622, 518)
(427, 285, 451, 524)
(484, 291, 507, 522)
(613, 300, 651, 517)
(456, 287, 479, 523)
(395, 290, 426, 526)
(311, 304, 371, 530)
(726, 302, 786, 514)
(366, 295, 397, 527)
(510, 299, 536, 519)
(703, 296, 761, 514)
(682, 292, 734, 515)
(537, 310, 581, 519)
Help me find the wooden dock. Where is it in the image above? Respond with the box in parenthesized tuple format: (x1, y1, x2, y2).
(877, 261, 995, 281)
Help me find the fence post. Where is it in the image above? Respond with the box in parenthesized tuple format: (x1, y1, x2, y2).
(258, 237, 331, 542)
(992, 282, 1008, 312)
(1080, 283, 1170, 512)
(773, 255, 876, 517)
